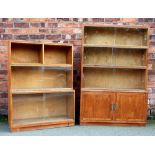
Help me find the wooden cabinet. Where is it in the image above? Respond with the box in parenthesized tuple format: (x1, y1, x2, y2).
(8, 41, 75, 131)
(81, 92, 115, 121)
(80, 25, 149, 126)
(114, 92, 147, 122)
(81, 92, 147, 125)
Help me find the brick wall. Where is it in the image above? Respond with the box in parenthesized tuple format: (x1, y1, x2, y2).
(0, 18, 155, 122)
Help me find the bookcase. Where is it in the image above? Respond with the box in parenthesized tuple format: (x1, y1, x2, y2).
(80, 25, 149, 126)
(8, 41, 75, 131)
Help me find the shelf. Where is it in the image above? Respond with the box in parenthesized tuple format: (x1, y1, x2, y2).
(84, 44, 148, 49)
(12, 88, 74, 94)
(81, 88, 147, 93)
(83, 64, 147, 70)
(11, 63, 72, 69)
(13, 116, 74, 127)
(84, 25, 149, 29)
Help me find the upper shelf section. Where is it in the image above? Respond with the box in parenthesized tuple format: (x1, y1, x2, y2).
(10, 42, 73, 66)
(84, 25, 149, 48)
(11, 42, 43, 64)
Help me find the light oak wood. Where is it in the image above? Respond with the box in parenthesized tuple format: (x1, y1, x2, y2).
(80, 91, 147, 126)
(81, 92, 115, 121)
(84, 26, 148, 46)
(8, 41, 75, 131)
(114, 92, 147, 122)
(44, 45, 72, 64)
(83, 68, 145, 89)
(80, 25, 149, 126)
(11, 43, 43, 64)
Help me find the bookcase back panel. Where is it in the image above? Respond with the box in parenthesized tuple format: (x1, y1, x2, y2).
(114, 49, 146, 66)
(12, 67, 72, 89)
(12, 93, 74, 121)
(83, 68, 145, 89)
(84, 27, 115, 45)
(84, 27, 148, 46)
(44, 46, 72, 64)
(84, 47, 146, 66)
(84, 47, 112, 65)
(11, 43, 43, 63)
(115, 29, 147, 46)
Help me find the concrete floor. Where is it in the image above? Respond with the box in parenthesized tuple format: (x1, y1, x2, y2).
(0, 120, 155, 136)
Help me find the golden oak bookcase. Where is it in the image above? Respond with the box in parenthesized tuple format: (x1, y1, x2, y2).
(8, 41, 75, 131)
(80, 25, 149, 126)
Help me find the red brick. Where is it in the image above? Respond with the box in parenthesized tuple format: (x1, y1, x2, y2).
(143, 18, 154, 23)
(0, 46, 8, 52)
(48, 23, 58, 28)
(0, 93, 8, 98)
(57, 18, 70, 22)
(27, 18, 54, 22)
(39, 29, 50, 33)
(0, 34, 12, 40)
(0, 40, 8, 46)
(0, 23, 13, 28)
(105, 18, 120, 22)
(121, 18, 137, 22)
(14, 34, 29, 40)
(0, 29, 5, 33)
(7, 29, 38, 34)
(29, 34, 45, 39)
(46, 34, 61, 40)
(52, 28, 74, 34)
(30, 22, 45, 28)
(14, 22, 29, 28)
(58, 23, 82, 28)
(1, 64, 8, 70)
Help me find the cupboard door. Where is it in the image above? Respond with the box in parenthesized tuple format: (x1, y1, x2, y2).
(114, 92, 147, 122)
(80, 92, 115, 122)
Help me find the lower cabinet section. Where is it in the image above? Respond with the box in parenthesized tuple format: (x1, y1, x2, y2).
(10, 92, 75, 132)
(80, 91, 147, 126)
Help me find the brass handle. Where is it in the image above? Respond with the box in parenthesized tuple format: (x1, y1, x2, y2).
(111, 103, 118, 111)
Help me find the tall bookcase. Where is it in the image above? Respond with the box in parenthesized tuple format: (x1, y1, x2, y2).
(80, 25, 149, 126)
(8, 41, 75, 131)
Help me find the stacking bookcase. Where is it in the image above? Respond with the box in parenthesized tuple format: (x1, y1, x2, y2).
(8, 41, 75, 131)
(80, 25, 149, 126)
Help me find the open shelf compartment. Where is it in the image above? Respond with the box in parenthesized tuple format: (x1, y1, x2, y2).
(11, 42, 43, 64)
(44, 44, 72, 65)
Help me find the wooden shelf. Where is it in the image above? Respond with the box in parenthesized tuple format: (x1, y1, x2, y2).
(12, 88, 74, 94)
(13, 116, 74, 127)
(83, 64, 147, 70)
(9, 41, 75, 131)
(81, 25, 149, 126)
(83, 24, 149, 29)
(11, 63, 72, 69)
(81, 88, 147, 93)
(84, 44, 148, 49)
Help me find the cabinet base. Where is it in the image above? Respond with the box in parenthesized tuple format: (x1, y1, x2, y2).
(80, 121, 146, 127)
(10, 121, 74, 132)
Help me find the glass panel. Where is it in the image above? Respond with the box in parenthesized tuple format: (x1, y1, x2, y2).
(84, 26, 148, 46)
(115, 28, 147, 46)
(83, 68, 145, 90)
(12, 66, 72, 89)
(12, 92, 74, 126)
(84, 47, 113, 65)
(113, 48, 146, 66)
